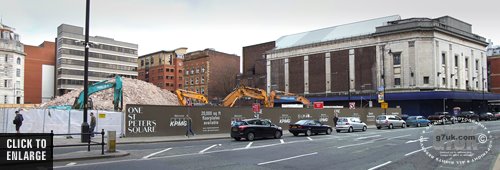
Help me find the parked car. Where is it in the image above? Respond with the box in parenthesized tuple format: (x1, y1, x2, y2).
(427, 112, 456, 125)
(478, 112, 495, 121)
(376, 115, 406, 129)
(405, 116, 431, 127)
(457, 111, 479, 122)
(230, 119, 283, 141)
(289, 120, 332, 136)
(336, 117, 367, 133)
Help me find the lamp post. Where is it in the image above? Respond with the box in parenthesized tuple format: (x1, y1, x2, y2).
(81, 0, 91, 143)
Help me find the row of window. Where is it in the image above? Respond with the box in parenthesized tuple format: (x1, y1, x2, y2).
(140, 55, 176, 67)
(441, 53, 480, 70)
(58, 69, 131, 79)
(57, 79, 98, 86)
(393, 76, 482, 89)
(60, 38, 137, 55)
(185, 87, 205, 94)
(2, 80, 20, 88)
(185, 76, 205, 85)
(185, 66, 206, 75)
(1, 31, 19, 41)
(58, 58, 136, 71)
(59, 49, 137, 63)
(2, 54, 22, 64)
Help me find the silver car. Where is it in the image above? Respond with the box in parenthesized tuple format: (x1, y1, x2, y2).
(376, 115, 406, 129)
(336, 117, 367, 133)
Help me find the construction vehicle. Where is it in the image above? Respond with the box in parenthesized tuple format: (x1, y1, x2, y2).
(222, 86, 271, 107)
(175, 89, 209, 106)
(269, 90, 311, 108)
(72, 76, 123, 111)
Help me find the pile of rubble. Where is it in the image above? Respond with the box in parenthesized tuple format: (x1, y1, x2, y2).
(41, 78, 179, 111)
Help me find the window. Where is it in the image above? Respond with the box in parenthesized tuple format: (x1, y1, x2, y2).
(201, 67, 205, 73)
(201, 76, 205, 84)
(476, 81, 479, 88)
(442, 53, 446, 65)
(465, 58, 469, 68)
(4, 54, 8, 62)
(16, 81, 20, 88)
(423, 77, 429, 84)
(201, 87, 204, 94)
(394, 78, 401, 86)
(196, 68, 199, 74)
(455, 79, 458, 87)
(140, 60, 144, 66)
(16, 57, 21, 65)
(408, 41, 415, 47)
(442, 78, 446, 85)
(195, 77, 199, 84)
(190, 69, 194, 75)
(475, 60, 479, 71)
(466, 80, 470, 88)
(393, 53, 401, 65)
(4, 95, 7, 104)
(185, 70, 189, 75)
(4, 80, 7, 87)
(190, 78, 193, 85)
(454, 55, 458, 67)
(16, 69, 20, 77)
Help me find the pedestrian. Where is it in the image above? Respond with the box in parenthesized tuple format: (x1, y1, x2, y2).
(13, 110, 24, 133)
(185, 115, 195, 137)
(333, 114, 339, 127)
(90, 112, 96, 137)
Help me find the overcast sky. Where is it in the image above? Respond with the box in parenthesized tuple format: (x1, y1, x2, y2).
(1, 0, 499, 58)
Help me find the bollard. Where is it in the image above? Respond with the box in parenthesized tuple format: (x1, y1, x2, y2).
(101, 129, 105, 155)
(107, 131, 116, 153)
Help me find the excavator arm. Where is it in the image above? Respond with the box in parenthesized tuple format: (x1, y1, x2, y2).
(222, 86, 271, 107)
(175, 89, 209, 106)
(269, 90, 310, 107)
(72, 76, 123, 111)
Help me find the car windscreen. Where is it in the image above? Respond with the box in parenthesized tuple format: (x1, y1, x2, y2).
(232, 121, 247, 126)
(337, 118, 349, 122)
(407, 116, 417, 120)
(294, 120, 309, 125)
(376, 116, 386, 120)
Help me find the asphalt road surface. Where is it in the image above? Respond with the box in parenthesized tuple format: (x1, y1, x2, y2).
(53, 121, 500, 170)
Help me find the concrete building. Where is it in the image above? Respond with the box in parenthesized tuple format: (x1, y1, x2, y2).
(56, 24, 138, 96)
(265, 15, 500, 115)
(137, 48, 187, 92)
(184, 49, 240, 102)
(0, 23, 25, 104)
(24, 41, 56, 104)
(240, 41, 275, 90)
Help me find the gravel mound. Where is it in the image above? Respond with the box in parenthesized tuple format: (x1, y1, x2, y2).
(41, 77, 179, 111)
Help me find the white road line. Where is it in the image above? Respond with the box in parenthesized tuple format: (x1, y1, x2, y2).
(280, 139, 285, 144)
(337, 141, 373, 149)
(307, 137, 313, 141)
(368, 161, 392, 170)
(66, 162, 77, 166)
(245, 142, 253, 148)
(142, 148, 172, 159)
(404, 146, 432, 156)
(388, 134, 411, 140)
(355, 135, 380, 140)
(490, 129, 500, 132)
(257, 152, 318, 165)
(199, 144, 218, 154)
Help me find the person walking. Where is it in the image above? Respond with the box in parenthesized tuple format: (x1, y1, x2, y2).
(13, 110, 24, 133)
(185, 115, 195, 137)
(333, 114, 339, 127)
(90, 112, 96, 137)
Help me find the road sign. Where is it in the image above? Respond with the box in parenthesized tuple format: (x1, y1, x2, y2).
(381, 102, 388, 109)
(252, 103, 260, 112)
(313, 102, 324, 109)
(349, 102, 355, 109)
(378, 92, 384, 103)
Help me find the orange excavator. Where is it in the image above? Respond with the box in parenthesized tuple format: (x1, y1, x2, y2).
(175, 89, 209, 106)
(269, 90, 311, 108)
(222, 86, 272, 107)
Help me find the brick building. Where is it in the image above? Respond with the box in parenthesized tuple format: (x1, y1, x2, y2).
(184, 49, 240, 102)
(240, 41, 275, 90)
(488, 55, 500, 93)
(24, 41, 56, 104)
(137, 48, 187, 92)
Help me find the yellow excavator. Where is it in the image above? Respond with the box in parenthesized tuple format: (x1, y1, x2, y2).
(222, 86, 272, 107)
(175, 89, 209, 106)
(269, 90, 311, 108)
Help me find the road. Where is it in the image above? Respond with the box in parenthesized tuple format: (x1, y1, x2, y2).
(53, 121, 500, 170)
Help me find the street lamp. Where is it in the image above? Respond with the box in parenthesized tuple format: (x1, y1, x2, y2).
(81, 0, 91, 143)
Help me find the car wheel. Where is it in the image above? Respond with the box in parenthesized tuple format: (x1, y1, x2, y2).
(274, 131, 282, 139)
(362, 126, 367, 131)
(348, 127, 353, 133)
(234, 137, 241, 141)
(326, 128, 332, 135)
(402, 123, 406, 128)
(305, 129, 312, 136)
(441, 119, 445, 125)
(336, 130, 341, 133)
(246, 132, 255, 141)
(292, 133, 299, 136)
(427, 122, 431, 126)
(389, 124, 393, 129)
(417, 123, 421, 127)
(377, 126, 381, 129)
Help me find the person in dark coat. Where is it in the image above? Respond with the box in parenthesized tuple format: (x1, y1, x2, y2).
(185, 115, 195, 137)
(90, 112, 96, 137)
(13, 110, 24, 133)
(333, 114, 339, 127)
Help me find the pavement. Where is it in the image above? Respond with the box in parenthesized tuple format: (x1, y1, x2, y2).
(49, 121, 500, 170)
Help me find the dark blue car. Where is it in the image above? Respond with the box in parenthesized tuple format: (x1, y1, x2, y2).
(406, 116, 431, 127)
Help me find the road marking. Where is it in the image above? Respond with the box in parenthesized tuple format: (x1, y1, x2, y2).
(257, 152, 318, 165)
(142, 148, 172, 159)
(368, 161, 392, 170)
(337, 141, 373, 148)
(199, 144, 218, 154)
(307, 137, 313, 141)
(280, 139, 284, 144)
(388, 134, 411, 140)
(66, 162, 77, 166)
(404, 146, 432, 156)
(406, 137, 428, 143)
(355, 135, 380, 140)
(245, 142, 253, 148)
